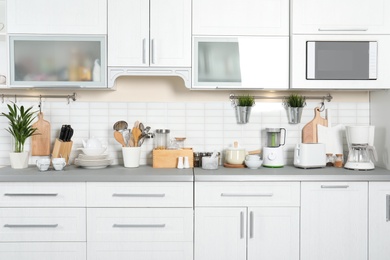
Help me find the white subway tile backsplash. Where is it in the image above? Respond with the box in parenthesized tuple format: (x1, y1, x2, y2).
(0, 100, 370, 166)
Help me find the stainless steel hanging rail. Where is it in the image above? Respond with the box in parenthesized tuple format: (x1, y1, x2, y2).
(229, 93, 333, 102)
(1, 92, 77, 104)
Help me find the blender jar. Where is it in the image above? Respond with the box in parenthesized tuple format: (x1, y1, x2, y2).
(266, 128, 286, 147)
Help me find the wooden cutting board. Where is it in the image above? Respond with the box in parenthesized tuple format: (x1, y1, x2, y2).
(302, 107, 328, 143)
(31, 112, 51, 156)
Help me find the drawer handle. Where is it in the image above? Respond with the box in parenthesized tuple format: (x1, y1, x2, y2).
(320, 185, 349, 189)
(249, 211, 254, 239)
(4, 193, 58, 196)
(112, 193, 165, 197)
(221, 193, 273, 197)
(4, 224, 58, 228)
(318, 28, 368, 31)
(113, 224, 166, 228)
(386, 194, 390, 222)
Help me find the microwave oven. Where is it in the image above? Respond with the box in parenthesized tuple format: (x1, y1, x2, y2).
(307, 41, 377, 80)
(291, 35, 390, 89)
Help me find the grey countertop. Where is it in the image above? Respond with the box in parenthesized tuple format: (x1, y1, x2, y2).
(0, 165, 194, 182)
(195, 165, 390, 181)
(1, 165, 390, 182)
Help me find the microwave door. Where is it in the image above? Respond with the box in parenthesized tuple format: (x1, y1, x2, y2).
(306, 41, 377, 80)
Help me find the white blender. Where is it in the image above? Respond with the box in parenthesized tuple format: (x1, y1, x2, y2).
(344, 126, 378, 170)
(263, 128, 286, 168)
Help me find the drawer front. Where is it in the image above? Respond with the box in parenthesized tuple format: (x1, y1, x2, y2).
(0, 182, 86, 207)
(87, 208, 193, 242)
(195, 182, 300, 206)
(0, 242, 86, 260)
(87, 182, 193, 207)
(88, 242, 193, 260)
(0, 208, 86, 242)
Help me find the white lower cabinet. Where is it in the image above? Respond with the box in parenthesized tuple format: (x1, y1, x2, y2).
(369, 182, 390, 260)
(195, 182, 300, 260)
(86, 182, 193, 260)
(0, 242, 86, 260)
(301, 182, 368, 260)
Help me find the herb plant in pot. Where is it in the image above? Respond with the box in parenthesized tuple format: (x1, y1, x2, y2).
(1, 104, 38, 169)
(284, 94, 306, 124)
(235, 95, 255, 124)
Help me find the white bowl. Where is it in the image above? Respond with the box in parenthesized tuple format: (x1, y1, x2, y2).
(245, 159, 263, 169)
(78, 147, 107, 156)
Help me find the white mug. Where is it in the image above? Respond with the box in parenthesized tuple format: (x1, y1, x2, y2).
(36, 159, 50, 171)
(52, 158, 66, 171)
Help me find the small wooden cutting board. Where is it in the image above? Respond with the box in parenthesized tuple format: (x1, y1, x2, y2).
(302, 107, 328, 143)
(32, 112, 51, 156)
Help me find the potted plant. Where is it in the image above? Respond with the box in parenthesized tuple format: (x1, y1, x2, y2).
(284, 94, 306, 124)
(235, 94, 255, 124)
(1, 104, 38, 169)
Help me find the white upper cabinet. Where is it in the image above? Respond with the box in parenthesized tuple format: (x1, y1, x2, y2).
(108, 0, 191, 67)
(193, 0, 289, 36)
(293, 0, 390, 34)
(7, 0, 107, 34)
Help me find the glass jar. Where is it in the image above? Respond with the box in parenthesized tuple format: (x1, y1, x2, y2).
(334, 154, 344, 168)
(326, 153, 334, 167)
(154, 129, 170, 150)
(193, 152, 201, 167)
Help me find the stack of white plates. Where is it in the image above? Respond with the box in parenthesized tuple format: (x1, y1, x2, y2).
(74, 154, 112, 169)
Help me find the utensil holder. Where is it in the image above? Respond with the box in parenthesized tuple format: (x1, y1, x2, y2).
(52, 139, 73, 165)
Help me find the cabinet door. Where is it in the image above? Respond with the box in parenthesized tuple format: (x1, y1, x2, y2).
(293, 0, 390, 34)
(369, 182, 390, 260)
(193, 0, 289, 36)
(195, 207, 246, 260)
(108, 0, 149, 66)
(7, 0, 107, 34)
(150, 0, 191, 67)
(248, 207, 299, 260)
(0, 242, 86, 260)
(301, 182, 368, 260)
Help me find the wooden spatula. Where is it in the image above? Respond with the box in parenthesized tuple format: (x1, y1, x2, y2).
(302, 107, 328, 143)
(114, 130, 126, 147)
(31, 112, 51, 156)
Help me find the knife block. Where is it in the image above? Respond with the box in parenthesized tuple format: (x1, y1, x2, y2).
(52, 139, 73, 165)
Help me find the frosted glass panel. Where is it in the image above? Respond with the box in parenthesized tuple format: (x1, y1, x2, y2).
(197, 42, 241, 82)
(14, 40, 100, 81)
(10, 35, 106, 87)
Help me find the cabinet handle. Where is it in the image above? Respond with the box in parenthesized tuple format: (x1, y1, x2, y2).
(4, 193, 58, 197)
(151, 39, 156, 64)
(142, 38, 147, 64)
(320, 185, 349, 189)
(112, 193, 165, 197)
(387, 195, 390, 222)
(4, 224, 58, 228)
(318, 28, 368, 31)
(240, 211, 244, 239)
(221, 193, 273, 197)
(113, 224, 166, 228)
(249, 211, 254, 239)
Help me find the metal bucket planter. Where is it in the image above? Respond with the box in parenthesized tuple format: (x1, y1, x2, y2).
(235, 106, 252, 124)
(286, 107, 304, 124)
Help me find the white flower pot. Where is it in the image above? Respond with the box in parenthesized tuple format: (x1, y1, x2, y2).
(9, 151, 29, 169)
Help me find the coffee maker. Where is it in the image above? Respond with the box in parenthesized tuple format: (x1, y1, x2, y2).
(263, 128, 286, 168)
(344, 126, 378, 170)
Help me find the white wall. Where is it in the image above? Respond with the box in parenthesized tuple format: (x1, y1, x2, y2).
(0, 76, 370, 166)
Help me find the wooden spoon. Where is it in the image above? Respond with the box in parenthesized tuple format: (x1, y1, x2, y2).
(132, 127, 142, 147)
(114, 130, 126, 147)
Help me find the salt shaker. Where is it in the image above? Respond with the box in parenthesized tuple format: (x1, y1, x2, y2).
(177, 156, 184, 169)
(183, 156, 190, 168)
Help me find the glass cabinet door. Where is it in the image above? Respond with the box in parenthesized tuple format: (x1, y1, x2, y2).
(9, 35, 106, 87)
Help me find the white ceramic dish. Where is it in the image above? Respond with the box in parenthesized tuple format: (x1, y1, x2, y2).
(75, 158, 112, 169)
(78, 147, 107, 156)
(78, 154, 108, 160)
(245, 159, 263, 169)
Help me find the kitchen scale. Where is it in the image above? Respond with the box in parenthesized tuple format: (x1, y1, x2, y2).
(263, 128, 286, 168)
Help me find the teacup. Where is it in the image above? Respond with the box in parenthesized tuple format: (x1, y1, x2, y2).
(52, 158, 66, 171)
(36, 159, 50, 171)
(245, 154, 261, 161)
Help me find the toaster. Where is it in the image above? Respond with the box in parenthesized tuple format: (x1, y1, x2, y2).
(294, 143, 326, 169)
